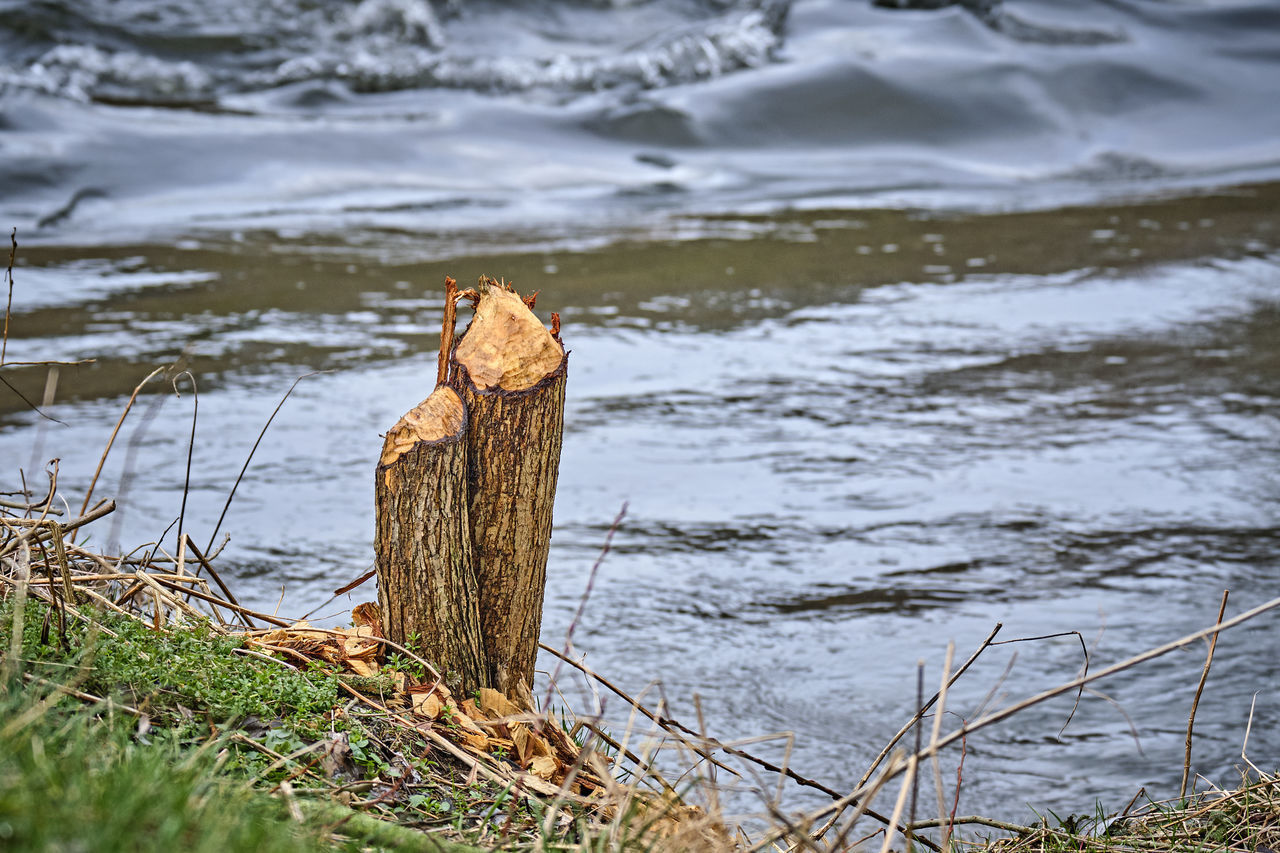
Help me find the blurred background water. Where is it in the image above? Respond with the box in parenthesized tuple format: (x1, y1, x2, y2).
(2, 0, 1279, 836)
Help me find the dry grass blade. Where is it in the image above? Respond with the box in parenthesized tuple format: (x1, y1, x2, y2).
(752, 592, 1280, 851)
(858, 622, 1001, 789)
(205, 371, 330, 555)
(76, 366, 166, 531)
(1180, 589, 1229, 800)
(3, 226, 14, 366)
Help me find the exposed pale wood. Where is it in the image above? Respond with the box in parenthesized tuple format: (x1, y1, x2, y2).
(379, 384, 467, 467)
(375, 383, 488, 695)
(451, 277, 567, 695)
(454, 283, 563, 392)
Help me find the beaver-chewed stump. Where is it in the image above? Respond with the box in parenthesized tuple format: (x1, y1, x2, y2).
(375, 276, 566, 700)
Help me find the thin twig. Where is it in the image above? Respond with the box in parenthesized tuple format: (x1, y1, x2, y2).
(438, 276, 457, 385)
(2, 226, 14, 366)
(0, 372, 66, 424)
(541, 502, 626, 717)
(908, 660, 924, 850)
(0, 359, 95, 367)
(0, 472, 57, 513)
(1180, 589, 1229, 800)
(205, 371, 330, 554)
(990, 629, 1090, 738)
(173, 371, 197, 550)
(74, 366, 166, 540)
(859, 622, 1002, 788)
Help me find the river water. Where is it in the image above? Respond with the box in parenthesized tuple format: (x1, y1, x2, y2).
(3, 0, 1280, 837)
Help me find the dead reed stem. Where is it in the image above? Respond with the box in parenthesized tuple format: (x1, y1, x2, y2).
(1181, 589, 1229, 800)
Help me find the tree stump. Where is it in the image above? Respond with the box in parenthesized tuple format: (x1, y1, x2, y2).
(375, 384, 488, 694)
(375, 276, 565, 699)
(450, 280, 567, 696)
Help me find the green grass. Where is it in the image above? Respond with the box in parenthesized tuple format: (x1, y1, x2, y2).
(0, 633, 345, 853)
(0, 596, 498, 851)
(7, 597, 340, 741)
(0, 697, 341, 852)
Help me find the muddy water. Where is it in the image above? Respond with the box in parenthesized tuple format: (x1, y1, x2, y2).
(3, 184, 1279, 828)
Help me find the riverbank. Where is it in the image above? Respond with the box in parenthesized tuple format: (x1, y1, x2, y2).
(2, 500, 1277, 852)
(0, 523, 724, 852)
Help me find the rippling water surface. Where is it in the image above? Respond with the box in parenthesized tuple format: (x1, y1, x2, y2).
(2, 0, 1280, 836)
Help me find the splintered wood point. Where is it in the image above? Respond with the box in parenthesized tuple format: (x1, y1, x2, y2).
(379, 385, 465, 468)
(454, 280, 563, 392)
(437, 277, 458, 386)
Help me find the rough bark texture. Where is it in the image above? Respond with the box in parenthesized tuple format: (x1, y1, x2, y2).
(450, 283, 567, 696)
(375, 384, 488, 696)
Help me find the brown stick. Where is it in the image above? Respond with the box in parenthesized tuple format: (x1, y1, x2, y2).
(437, 276, 458, 386)
(1180, 589, 1229, 799)
(75, 366, 166, 537)
(184, 538, 253, 628)
(858, 622, 1002, 789)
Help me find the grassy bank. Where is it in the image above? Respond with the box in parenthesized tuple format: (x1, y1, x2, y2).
(0, 581, 716, 852)
(3, 524, 1278, 853)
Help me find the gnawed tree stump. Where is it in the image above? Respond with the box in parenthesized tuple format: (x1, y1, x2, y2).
(450, 280, 567, 696)
(375, 383, 488, 695)
(375, 276, 565, 700)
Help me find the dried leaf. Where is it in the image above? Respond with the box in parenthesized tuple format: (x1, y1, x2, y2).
(413, 692, 443, 720)
(321, 732, 353, 779)
(351, 602, 381, 632)
(347, 656, 378, 678)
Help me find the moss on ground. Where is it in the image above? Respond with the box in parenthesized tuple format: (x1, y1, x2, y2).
(0, 597, 532, 852)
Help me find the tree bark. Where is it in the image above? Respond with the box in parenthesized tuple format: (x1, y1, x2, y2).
(374, 384, 488, 696)
(449, 280, 567, 697)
